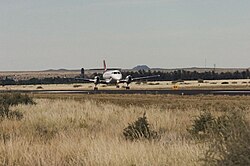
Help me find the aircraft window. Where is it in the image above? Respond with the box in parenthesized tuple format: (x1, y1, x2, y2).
(112, 72, 120, 74)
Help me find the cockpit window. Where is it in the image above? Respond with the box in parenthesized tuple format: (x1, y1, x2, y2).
(112, 72, 121, 74)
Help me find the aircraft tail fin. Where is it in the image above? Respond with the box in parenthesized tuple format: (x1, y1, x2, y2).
(103, 60, 107, 72)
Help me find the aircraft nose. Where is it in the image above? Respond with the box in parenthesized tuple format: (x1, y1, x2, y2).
(114, 74, 122, 80)
(118, 74, 122, 80)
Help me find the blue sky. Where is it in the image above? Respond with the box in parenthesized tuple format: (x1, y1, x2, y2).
(0, 0, 250, 70)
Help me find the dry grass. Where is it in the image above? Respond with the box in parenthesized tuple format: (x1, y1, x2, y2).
(0, 95, 249, 165)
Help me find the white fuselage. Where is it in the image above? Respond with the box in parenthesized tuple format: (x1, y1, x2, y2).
(103, 70, 122, 83)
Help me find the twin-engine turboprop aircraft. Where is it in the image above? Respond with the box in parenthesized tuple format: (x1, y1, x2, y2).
(78, 60, 160, 90)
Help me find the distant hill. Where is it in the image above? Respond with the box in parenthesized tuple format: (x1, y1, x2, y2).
(132, 65, 150, 71)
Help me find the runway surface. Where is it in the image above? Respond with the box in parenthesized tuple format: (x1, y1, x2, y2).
(1, 89, 250, 95)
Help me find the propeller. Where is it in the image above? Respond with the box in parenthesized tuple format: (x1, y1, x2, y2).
(125, 75, 132, 85)
(94, 76, 100, 84)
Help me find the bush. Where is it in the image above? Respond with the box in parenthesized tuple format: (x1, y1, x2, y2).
(123, 113, 159, 141)
(188, 111, 215, 138)
(0, 93, 35, 120)
(0, 93, 36, 106)
(203, 111, 250, 166)
(221, 82, 229, 84)
(147, 82, 160, 85)
(37, 86, 43, 89)
(0, 105, 24, 120)
(172, 81, 177, 84)
(198, 79, 204, 83)
(73, 84, 82, 88)
(0, 104, 10, 118)
(188, 110, 250, 165)
(210, 82, 217, 84)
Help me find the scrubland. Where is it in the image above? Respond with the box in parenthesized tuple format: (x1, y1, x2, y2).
(0, 94, 250, 165)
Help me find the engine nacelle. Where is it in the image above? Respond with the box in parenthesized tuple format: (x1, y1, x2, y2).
(125, 75, 132, 84)
(94, 76, 100, 84)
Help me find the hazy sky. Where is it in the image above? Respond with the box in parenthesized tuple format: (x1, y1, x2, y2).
(1, 0, 250, 71)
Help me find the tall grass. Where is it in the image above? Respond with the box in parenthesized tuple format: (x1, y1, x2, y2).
(0, 98, 206, 165)
(0, 95, 249, 165)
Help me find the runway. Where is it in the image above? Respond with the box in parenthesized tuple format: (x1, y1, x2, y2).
(1, 89, 250, 95)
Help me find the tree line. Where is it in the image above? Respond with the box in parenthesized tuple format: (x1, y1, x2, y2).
(125, 69, 250, 81)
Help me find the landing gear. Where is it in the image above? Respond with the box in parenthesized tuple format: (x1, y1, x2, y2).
(125, 83, 130, 90)
(94, 86, 98, 90)
(116, 85, 120, 88)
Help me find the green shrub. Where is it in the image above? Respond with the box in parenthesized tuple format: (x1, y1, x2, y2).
(203, 111, 250, 166)
(0, 104, 10, 118)
(189, 110, 250, 165)
(188, 111, 215, 138)
(0, 93, 34, 120)
(0, 93, 36, 106)
(123, 113, 159, 141)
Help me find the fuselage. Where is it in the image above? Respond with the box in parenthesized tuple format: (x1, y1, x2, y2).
(103, 70, 122, 83)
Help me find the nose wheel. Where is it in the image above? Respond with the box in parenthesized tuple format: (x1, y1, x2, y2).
(94, 85, 98, 90)
(125, 83, 130, 90)
(116, 85, 120, 88)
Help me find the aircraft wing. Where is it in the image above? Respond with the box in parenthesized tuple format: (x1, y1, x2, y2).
(75, 78, 108, 84)
(131, 75, 160, 81)
(99, 80, 109, 84)
(119, 75, 160, 83)
(75, 78, 95, 82)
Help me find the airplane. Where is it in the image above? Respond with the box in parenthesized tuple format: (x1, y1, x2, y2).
(77, 60, 160, 90)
